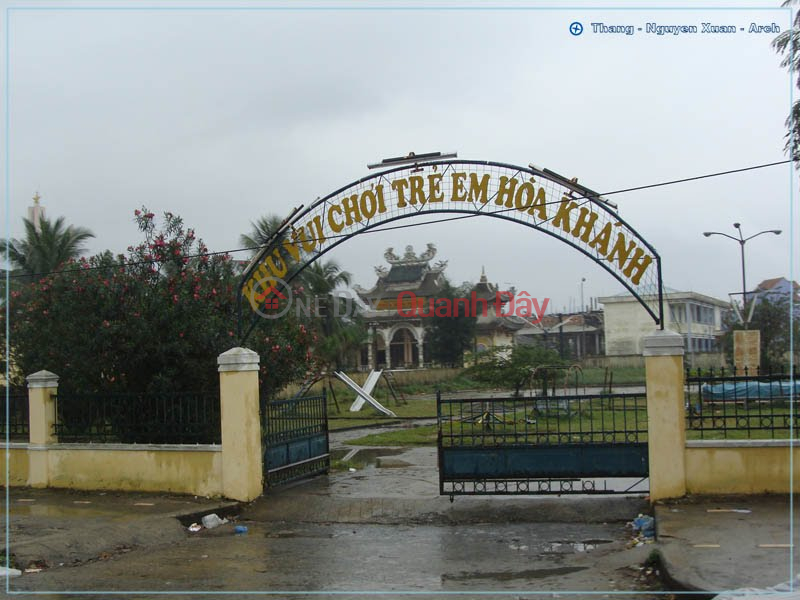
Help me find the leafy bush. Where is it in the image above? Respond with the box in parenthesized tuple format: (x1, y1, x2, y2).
(2, 208, 313, 397)
(465, 344, 565, 395)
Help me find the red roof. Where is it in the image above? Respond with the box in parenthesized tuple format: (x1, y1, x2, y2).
(756, 277, 799, 291)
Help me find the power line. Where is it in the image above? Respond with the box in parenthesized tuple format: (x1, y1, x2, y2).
(5, 158, 791, 281)
(600, 159, 792, 197)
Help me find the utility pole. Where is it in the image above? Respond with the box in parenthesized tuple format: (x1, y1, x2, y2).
(703, 223, 781, 329)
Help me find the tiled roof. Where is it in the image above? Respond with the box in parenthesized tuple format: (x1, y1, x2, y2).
(756, 277, 784, 290)
(385, 264, 426, 283)
(756, 277, 799, 291)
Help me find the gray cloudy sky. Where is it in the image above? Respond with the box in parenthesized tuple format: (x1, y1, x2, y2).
(5, 1, 795, 314)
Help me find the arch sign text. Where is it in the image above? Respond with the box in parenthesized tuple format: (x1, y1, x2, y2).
(238, 159, 663, 342)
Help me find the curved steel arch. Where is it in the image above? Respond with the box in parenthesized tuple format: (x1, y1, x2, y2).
(238, 159, 664, 343)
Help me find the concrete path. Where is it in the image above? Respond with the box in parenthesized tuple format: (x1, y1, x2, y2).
(8, 430, 797, 597)
(1, 487, 237, 570)
(251, 445, 649, 525)
(6, 443, 659, 599)
(655, 495, 800, 594)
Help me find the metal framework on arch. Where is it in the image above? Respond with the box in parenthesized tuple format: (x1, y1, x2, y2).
(238, 159, 664, 343)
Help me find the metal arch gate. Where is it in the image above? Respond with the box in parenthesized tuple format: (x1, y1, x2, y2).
(239, 156, 663, 495)
(237, 158, 665, 346)
(262, 391, 330, 488)
(436, 391, 648, 497)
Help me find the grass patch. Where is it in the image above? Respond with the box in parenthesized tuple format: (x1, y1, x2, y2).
(684, 401, 797, 440)
(579, 367, 645, 386)
(279, 371, 499, 404)
(0, 549, 19, 571)
(327, 397, 437, 430)
(347, 398, 651, 447)
(685, 427, 796, 440)
(330, 457, 357, 471)
(278, 366, 645, 410)
(348, 424, 439, 446)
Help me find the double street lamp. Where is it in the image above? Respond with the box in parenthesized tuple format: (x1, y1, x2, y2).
(702, 223, 782, 328)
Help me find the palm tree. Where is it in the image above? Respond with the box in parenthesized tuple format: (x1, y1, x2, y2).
(773, 2, 800, 163)
(2, 216, 94, 280)
(239, 215, 287, 257)
(303, 260, 352, 297)
(302, 260, 366, 370)
(240, 215, 365, 367)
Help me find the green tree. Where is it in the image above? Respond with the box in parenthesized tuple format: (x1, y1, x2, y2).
(2, 215, 94, 281)
(425, 281, 477, 367)
(466, 343, 565, 396)
(240, 213, 367, 370)
(773, 2, 800, 162)
(303, 259, 352, 298)
(2, 208, 313, 396)
(300, 260, 365, 370)
(722, 295, 798, 371)
(239, 215, 287, 257)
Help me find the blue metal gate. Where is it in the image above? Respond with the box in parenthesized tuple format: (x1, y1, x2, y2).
(437, 392, 648, 497)
(262, 391, 330, 488)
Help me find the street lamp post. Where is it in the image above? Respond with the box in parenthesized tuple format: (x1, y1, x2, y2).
(579, 277, 586, 358)
(702, 223, 781, 329)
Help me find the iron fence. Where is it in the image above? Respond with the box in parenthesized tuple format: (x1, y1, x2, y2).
(1, 387, 29, 440)
(262, 392, 328, 447)
(53, 390, 221, 444)
(262, 391, 329, 486)
(437, 392, 648, 447)
(685, 367, 799, 439)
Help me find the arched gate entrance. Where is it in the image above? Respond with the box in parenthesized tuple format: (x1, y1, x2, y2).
(242, 157, 663, 494)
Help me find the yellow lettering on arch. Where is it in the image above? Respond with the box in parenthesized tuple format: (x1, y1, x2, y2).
(328, 204, 344, 233)
(468, 173, 490, 204)
(552, 198, 578, 234)
(607, 232, 636, 271)
(527, 186, 547, 221)
(589, 222, 612, 255)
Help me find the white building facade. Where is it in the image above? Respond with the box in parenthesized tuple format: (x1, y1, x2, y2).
(599, 288, 730, 357)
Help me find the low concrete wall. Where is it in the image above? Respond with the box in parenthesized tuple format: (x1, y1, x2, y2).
(2, 443, 223, 497)
(685, 440, 800, 494)
(584, 353, 726, 370)
(7, 349, 266, 501)
(2, 444, 30, 486)
(583, 355, 645, 369)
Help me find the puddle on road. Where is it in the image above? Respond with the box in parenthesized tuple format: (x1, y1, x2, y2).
(264, 530, 335, 539)
(544, 539, 614, 553)
(331, 448, 405, 469)
(442, 566, 588, 582)
(8, 504, 132, 519)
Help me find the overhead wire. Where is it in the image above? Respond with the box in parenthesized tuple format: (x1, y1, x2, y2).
(4, 158, 792, 281)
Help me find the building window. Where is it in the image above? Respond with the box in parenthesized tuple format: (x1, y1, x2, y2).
(686, 303, 715, 325)
(670, 304, 685, 323)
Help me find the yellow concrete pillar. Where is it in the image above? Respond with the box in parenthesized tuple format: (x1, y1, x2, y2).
(643, 330, 686, 501)
(26, 370, 59, 487)
(218, 347, 262, 502)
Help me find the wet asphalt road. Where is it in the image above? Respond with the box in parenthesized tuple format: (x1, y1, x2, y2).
(8, 422, 661, 599)
(10, 519, 660, 599)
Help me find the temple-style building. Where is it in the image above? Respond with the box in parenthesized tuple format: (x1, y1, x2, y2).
(470, 269, 528, 354)
(353, 244, 527, 369)
(354, 244, 446, 369)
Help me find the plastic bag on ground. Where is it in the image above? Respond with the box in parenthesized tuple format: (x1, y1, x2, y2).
(201, 513, 228, 529)
(632, 515, 655, 538)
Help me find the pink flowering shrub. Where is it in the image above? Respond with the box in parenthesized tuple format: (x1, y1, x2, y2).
(2, 208, 312, 395)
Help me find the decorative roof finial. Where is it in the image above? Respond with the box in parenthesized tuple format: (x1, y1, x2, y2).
(33, 192, 41, 205)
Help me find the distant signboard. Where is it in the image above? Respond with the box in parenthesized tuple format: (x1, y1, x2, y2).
(733, 330, 760, 371)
